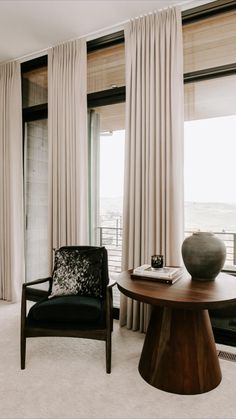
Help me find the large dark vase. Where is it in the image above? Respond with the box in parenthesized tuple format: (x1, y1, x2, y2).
(181, 232, 226, 281)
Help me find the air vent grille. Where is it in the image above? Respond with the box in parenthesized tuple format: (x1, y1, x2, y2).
(217, 350, 236, 362)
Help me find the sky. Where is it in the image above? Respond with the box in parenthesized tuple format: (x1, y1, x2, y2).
(99, 116, 236, 204)
(184, 115, 236, 204)
(100, 130, 125, 198)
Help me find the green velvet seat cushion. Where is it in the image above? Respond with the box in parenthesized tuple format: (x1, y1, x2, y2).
(28, 295, 103, 324)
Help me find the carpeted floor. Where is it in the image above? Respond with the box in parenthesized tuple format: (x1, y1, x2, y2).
(0, 300, 236, 419)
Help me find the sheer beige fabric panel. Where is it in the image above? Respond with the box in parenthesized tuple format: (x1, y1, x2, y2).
(48, 39, 88, 267)
(121, 7, 184, 331)
(0, 61, 25, 301)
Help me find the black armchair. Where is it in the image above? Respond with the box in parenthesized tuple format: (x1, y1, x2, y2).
(21, 246, 115, 373)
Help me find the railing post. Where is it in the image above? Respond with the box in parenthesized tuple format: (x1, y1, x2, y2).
(116, 219, 118, 247)
(99, 227, 103, 246)
(233, 233, 236, 265)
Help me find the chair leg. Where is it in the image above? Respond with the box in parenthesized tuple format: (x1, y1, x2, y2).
(21, 333, 26, 370)
(106, 332, 112, 374)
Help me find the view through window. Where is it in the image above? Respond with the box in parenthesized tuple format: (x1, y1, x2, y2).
(183, 9, 236, 269)
(184, 115, 236, 266)
(184, 70, 236, 267)
(89, 102, 125, 275)
(99, 129, 125, 272)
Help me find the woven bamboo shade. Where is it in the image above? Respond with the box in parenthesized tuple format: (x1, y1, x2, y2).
(95, 102, 125, 132)
(183, 10, 236, 73)
(87, 43, 125, 94)
(184, 74, 236, 120)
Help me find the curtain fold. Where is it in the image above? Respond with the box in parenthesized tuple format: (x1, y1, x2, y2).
(0, 61, 25, 302)
(121, 7, 184, 331)
(48, 39, 88, 268)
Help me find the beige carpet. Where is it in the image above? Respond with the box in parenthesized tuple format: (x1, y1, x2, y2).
(0, 300, 236, 419)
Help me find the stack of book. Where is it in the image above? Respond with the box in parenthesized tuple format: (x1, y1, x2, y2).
(131, 265, 184, 284)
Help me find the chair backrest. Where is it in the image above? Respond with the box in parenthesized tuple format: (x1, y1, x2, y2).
(53, 246, 109, 298)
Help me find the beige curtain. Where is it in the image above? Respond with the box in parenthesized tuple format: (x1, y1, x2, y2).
(0, 61, 25, 302)
(121, 7, 184, 331)
(48, 39, 88, 267)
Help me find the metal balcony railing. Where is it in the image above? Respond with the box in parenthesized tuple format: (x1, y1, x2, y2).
(98, 226, 236, 272)
(185, 230, 236, 267)
(98, 226, 122, 272)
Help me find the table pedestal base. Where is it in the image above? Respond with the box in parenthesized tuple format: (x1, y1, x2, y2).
(139, 307, 221, 395)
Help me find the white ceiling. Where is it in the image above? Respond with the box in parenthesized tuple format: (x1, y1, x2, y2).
(0, 0, 210, 63)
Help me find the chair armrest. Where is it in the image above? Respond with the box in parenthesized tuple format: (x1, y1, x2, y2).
(22, 277, 52, 303)
(106, 280, 115, 332)
(25, 287, 50, 302)
(108, 278, 117, 289)
(23, 277, 52, 288)
(21, 278, 53, 329)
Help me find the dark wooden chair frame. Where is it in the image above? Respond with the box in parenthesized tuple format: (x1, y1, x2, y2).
(21, 250, 116, 373)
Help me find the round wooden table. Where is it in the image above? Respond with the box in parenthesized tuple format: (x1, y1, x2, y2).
(117, 270, 236, 395)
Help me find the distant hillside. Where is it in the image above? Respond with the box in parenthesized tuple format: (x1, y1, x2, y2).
(185, 202, 236, 233)
(100, 198, 236, 233)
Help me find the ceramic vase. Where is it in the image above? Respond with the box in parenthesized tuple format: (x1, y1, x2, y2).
(181, 232, 226, 281)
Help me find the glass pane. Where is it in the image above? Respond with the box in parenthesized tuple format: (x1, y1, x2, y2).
(22, 66, 48, 108)
(87, 44, 125, 93)
(183, 10, 236, 73)
(24, 119, 48, 281)
(184, 76, 236, 267)
(89, 102, 125, 308)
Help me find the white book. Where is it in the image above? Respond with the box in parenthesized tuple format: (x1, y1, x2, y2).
(133, 264, 183, 279)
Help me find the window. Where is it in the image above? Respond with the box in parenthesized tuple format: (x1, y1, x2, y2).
(183, 9, 236, 268)
(24, 119, 48, 281)
(22, 61, 48, 281)
(87, 40, 125, 273)
(87, 39, 125, 311)
(89, 102, 125, 274)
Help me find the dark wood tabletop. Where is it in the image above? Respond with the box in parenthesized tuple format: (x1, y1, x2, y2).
(117, 270, 236, 310)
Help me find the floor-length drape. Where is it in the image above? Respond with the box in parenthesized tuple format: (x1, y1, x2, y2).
(48, 39, 88, 268)
(121, 7, 184, 331)
(0, 61, 25, 301)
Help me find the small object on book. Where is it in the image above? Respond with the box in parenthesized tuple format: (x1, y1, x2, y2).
(151, 254, 164, 269)
(131, 264, 184, 284)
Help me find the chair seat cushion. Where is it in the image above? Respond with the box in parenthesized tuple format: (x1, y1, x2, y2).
(28, 295, 103, 324)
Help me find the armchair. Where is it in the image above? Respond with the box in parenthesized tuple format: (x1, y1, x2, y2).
(21, 246, 115, 373)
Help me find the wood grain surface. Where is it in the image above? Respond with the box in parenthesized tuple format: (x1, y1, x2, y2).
(117, 270, 236, 310)
(117, 270, 236, 394)
(139, 306, 221, 394)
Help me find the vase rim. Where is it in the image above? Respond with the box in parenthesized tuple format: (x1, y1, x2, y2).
(192, 231, 214, 236)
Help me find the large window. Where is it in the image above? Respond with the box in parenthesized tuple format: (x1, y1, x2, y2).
(22, 62, 48, 282)
(87, 41, 125, 311)
(89, 102, 125, 274)
(183, 8, 236, 268)
(24, 119, 48, 281)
